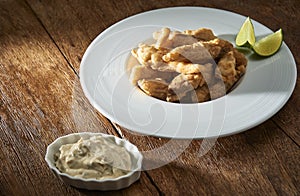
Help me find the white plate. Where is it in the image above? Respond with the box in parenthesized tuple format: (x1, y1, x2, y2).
(79, 7, 297, 139)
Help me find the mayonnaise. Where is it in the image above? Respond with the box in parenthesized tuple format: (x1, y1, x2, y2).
(54, 136, 132, 180)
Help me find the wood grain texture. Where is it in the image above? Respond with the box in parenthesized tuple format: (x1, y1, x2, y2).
(0, 0, 158, 195)
(0, 0, 299, 195)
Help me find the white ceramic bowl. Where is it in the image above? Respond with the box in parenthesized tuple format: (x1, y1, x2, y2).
(45, 132, 143, 190)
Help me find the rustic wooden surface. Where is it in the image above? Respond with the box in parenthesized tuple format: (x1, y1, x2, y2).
(0, 0, 299, 195)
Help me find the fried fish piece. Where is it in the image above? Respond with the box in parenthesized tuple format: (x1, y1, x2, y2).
(169, 73, 202, 91)
(166, 62, 215, 89)
(215, 51, 237, 90)
(190, 80, 226, 103)
(233, 48, 247, 77)
(138, 79, 168, 100)
(167, 73, 202, 102)
(183, 28, 217, 41)
(233, 48, 247, 66)
(131, 44, 173, 72)
(163, 42, 213, 63)
(153, 28, 171, 48)
(131, 44, 157, 66)
(162, 38, 232, 63)
(209, 80, 227, 100)
(167, 31, 198, 48)
(167, 62, 205, 74)
(131, 44, 165, 65)
(236, 64, 246, 78)
(186, 78, 227, 103)
(201, 38, 234, 60)
(166, 61, 215, 84)
(150, 52, 175, 72)
(166, 94, 179, 102)
(201, 41, 222, 59)
(199, 63, 215, 86)
(153, 28, 198, 48)
(191, 84, 211, 103)
(129, 65, 178, 85)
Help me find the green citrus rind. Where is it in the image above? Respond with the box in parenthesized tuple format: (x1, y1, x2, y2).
(235, 17, 256, 47)
(252, 29, 283, 56)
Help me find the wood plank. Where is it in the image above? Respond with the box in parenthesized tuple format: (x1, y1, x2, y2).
(0, 0, 158, 195)
(243, 121, 299, 195)
(116, 121, 300, 195)
(272, 86, 300, 145)
(25, 0, 145, 72)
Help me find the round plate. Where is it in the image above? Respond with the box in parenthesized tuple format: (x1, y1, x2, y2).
(79, 7, 297, 139)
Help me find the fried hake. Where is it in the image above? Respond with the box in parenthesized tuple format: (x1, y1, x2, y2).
(138, 79, 168, 100)
(129, 27, 247, 103)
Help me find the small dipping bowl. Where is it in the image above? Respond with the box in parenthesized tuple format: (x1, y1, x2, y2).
(45, 132, 143, 191)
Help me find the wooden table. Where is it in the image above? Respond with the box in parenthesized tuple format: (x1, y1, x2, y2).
(1, 0, 299, 195)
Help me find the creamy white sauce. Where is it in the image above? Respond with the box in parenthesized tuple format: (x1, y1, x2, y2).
(54, 136, 132, 180)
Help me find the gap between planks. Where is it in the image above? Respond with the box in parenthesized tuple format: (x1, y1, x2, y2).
(23, 0, 79, 77)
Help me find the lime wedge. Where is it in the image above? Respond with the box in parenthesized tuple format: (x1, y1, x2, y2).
(235, 17, 256, 47)
(252, 29, 283, 56)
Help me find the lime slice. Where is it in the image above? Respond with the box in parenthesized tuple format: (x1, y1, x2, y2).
(235, 17, 256, 47)
(253, 29, 283, 56)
